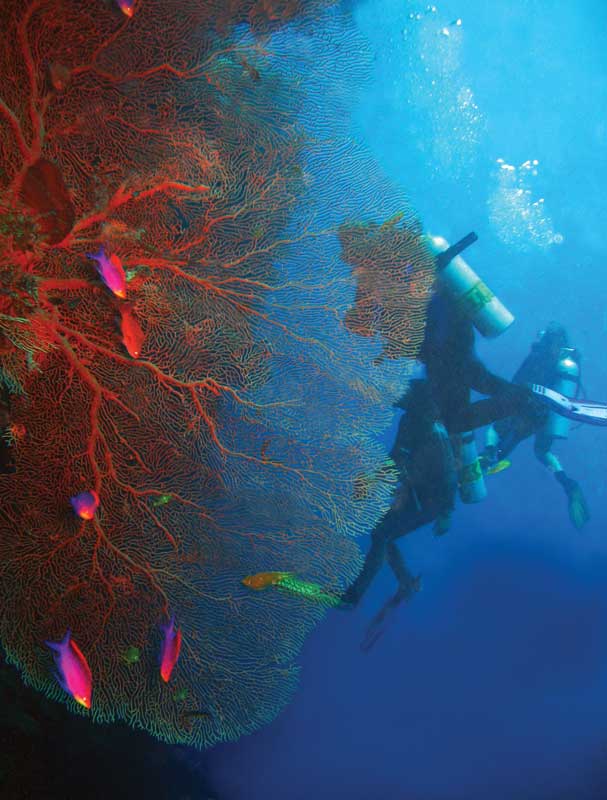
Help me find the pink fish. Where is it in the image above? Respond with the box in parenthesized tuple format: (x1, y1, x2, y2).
(115, 0, 136, 17)
(87, 246, 127, 299)
(159, 615, 182, 683)
(70, 490, 99, 520)
(118, 303, 145, 358)
(45, 629, 92, 709)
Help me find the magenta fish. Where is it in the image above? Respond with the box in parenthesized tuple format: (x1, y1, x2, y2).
(87, 246, 127, 299)
(159, 615, 182, 683)
(45, 629, 92, 709)
(70, 490, 99, 520)
(115, 0, 136, 17)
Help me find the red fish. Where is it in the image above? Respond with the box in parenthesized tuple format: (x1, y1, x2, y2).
(87, 246, 127, 299)
(70, 490, 99, 520)
(159, 615, 182, 683)
(115, 0, 136, 17)
(45, 629, 92, 709)
(118, 303, 145, 359)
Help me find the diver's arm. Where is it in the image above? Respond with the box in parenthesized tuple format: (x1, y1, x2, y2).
(466, 357, 513, 397)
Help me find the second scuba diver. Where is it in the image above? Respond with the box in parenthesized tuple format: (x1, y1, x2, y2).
(482, 323, 590, 529)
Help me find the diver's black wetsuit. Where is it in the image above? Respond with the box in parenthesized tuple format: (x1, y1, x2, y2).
(342, 288, 534, 606)
(421, 289, 532, 433)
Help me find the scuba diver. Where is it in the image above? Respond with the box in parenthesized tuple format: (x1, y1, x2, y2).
(482, 324, 590, 529)
(342, 232, 538, 618)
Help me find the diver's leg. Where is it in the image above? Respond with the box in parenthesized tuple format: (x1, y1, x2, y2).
(404, 420, 458, 536)
(359, 541, 422, 653)
(386, 541, 422, 599)
(340, 514, 393, 606)
(449, 388, 537, 434)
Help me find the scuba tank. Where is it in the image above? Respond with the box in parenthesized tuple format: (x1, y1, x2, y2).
(544, 347, 581, 439)
(427, 232, 514, 338)
(455, 430, 487, 504)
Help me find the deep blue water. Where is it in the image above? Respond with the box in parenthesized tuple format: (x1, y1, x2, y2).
(206, 1, 607, 798)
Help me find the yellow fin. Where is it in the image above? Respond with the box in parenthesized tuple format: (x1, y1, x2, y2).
(486, 459, 511, 476)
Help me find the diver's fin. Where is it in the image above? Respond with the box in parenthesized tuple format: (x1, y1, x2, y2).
(435, 231, 478, 271)
(531, 384, 607, 426)
(485, 458, 511, 476)
(360, 579, 421, 654)
(360, 592, 402, 653)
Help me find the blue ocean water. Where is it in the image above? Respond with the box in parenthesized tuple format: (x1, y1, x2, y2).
(207, 1, 607, 798)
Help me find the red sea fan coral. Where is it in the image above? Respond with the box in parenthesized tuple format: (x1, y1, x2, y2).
(0, 0, 427, 747)
(340, 216, 436, 362)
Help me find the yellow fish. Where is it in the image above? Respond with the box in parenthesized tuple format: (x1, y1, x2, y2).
(242, 571, 292, 590)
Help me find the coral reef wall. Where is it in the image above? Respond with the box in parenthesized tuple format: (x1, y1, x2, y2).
(0, 0, 433, 747)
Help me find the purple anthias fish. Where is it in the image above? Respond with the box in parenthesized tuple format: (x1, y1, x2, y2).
(115, 0, 136, 17)
(45, 629, 92, 709)
(86, 246, 127, 299)
(70, 490, 99, 520)
(159, 615, 182, 683)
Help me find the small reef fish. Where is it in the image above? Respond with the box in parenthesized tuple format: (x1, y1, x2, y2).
(70, 490, 100, 520)
(174, 686, 189, 702)
(243, 571, 342, 607)
(87, 246, 127, 299)
(122, 645, 141, 665)
(159, 616, 182, 683)
(151, 494, 173, 508)
(115, 0, 136, 17)
(45, 629, 92, 709)
(242, 571, 293, 590)
(118, 303, 145, 358)
(276, 574, 342, 606)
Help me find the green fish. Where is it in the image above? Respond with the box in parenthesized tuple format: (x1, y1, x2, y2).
(152, 493, 173, 508)
(276, 574, 341, 607)
(122, 646, 141, 665)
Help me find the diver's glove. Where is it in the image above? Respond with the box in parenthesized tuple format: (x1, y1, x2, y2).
(555, 471, 590, 529)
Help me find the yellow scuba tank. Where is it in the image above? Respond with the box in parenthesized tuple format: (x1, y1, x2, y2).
(427, 233, 514, 338)
(456, 431, 487, 503)
(545, 347, 581, 439)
